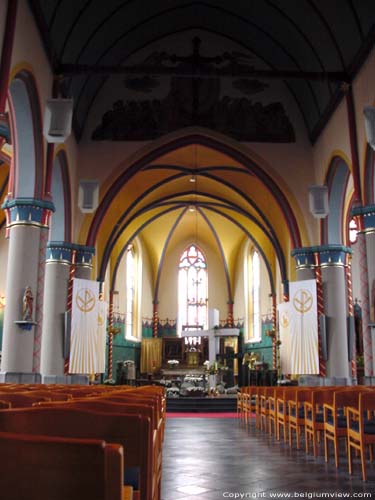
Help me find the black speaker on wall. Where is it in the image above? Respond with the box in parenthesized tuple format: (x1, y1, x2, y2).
(347, 315, 355, 361)
(63, 311, 71, 358)
(319, 314, 328, 361)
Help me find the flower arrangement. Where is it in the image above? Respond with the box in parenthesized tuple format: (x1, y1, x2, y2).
(167, 359, 179, 367)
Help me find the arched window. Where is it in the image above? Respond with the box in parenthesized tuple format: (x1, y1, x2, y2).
(178, 244, 208, 333)
(125, 245, 135, 338)
(251, 250, 261, 341)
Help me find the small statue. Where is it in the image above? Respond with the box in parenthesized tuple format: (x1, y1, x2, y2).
(22, 286, 33, 321)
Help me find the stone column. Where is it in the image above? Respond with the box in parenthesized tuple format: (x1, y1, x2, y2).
(1, 199, 54, 373)
(352, 205, 375, 376)
(40, 242, 74, 376)
(319, 245, 352, 380)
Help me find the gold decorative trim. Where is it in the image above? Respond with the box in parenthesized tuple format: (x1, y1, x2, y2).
(7, 221, 48, 229)
(45, 259, 71, 266)
(320, 262, 346, 269)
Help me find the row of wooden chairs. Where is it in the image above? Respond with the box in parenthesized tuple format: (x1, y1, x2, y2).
(237, 385, 375, 481)
(0, 383, 166, 500)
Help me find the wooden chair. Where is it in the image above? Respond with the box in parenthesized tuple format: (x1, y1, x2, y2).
(347, 390, 375, 481)
(288, 388, 311, 450)
(0, 431, 132, 500)
(259, 387, 275, 433)
(0, 406, 153, 500)
(276, 387, 299, 442)
(243, 386, 260, 426)
(304, 388, 336, 457)
(323, 388, 364, 468)
(237, 387, 248, 420)
(268, 387, 285, 437)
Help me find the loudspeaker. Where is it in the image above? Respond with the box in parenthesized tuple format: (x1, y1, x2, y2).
(43, 98, 73, 143)
(347, 315, 355, 361)
(319, 314, 328, 361)
(364, 105, 375, 151)
(63, 311, 71, 358)
(308, 185, 329, 219)
(78, 180, 99, 213)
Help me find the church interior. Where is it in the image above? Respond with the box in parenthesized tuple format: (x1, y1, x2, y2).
(1, 0, 375, 498)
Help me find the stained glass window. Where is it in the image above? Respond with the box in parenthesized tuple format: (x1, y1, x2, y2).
(251, 250, 261, 340)
(125, 245, 135, 338)
(178, 244, 208, 332)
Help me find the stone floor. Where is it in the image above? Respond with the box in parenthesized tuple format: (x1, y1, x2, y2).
(161, 417, 375, 500)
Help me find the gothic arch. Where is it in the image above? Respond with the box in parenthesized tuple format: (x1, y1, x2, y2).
(322, 155, 351, 245)
(8, 70, 44, 199)
(49, 150, 72, 242)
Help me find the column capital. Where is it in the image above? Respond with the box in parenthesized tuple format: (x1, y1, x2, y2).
(352, 204, 375, 232)
(291, 245, 352, 268)
(291, 247, 315, 269)
(46, 241, 76, 264)
(2, 198, 55, 230)
(73, 244, 95, 269)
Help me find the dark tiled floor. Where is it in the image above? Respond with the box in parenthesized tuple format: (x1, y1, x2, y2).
(161, 417, 375, 499)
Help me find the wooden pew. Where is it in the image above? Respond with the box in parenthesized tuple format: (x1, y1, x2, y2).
(0, 431, 132, 500)
(44, 398, 162, 500)
(0, 407, 154, 500)
(0, 392, 51, 407)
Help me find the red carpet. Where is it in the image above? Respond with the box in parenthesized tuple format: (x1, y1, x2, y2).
(167, 412, 238, 418)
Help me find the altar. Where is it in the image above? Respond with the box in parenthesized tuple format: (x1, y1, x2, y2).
(181, 309, 239, 370)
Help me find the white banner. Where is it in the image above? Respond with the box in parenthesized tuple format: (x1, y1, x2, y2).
(69, 278, 100, 374)
(277, 302, 292, 374)
(289, 279, 319, 375)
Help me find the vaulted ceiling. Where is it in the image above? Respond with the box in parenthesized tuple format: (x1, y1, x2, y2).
(29, 0, 375, 143)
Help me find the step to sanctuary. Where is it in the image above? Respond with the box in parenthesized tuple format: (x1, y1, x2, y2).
(166, 396, 237, 413)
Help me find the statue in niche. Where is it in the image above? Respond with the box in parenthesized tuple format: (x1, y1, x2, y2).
(22, 286, 34, 322)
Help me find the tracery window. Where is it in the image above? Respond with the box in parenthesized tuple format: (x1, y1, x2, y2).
(125, 245, 135, 338)
(251, 250, 261, 341)
(178, 244, 208, 333)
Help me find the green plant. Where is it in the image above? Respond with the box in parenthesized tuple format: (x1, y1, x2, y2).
(356, 354, 364, 368)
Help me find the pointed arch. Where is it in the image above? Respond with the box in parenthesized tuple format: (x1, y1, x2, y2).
(50, 150, 72, 242)
(322, 155, 351, 245)
(8, 70, 44, 199)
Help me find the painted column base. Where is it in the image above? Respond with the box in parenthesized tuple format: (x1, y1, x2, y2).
(0, 371, 41, 383)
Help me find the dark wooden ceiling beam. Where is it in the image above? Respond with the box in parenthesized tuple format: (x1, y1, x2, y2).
(57, 63, 347, 81)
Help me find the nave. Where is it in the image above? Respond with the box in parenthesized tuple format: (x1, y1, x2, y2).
(161, 417, 374, 500)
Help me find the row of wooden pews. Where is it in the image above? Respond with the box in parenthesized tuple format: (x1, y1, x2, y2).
(237, 385, 375, 481)
(0, 383, 166, 500)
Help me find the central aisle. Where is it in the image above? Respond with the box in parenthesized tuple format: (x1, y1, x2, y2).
(161, 417, 373, 500)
